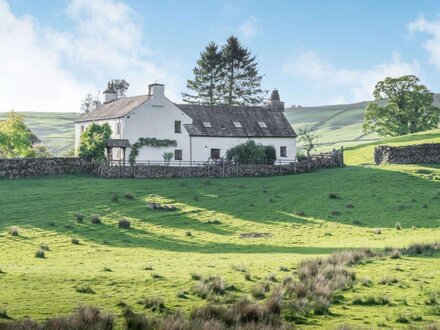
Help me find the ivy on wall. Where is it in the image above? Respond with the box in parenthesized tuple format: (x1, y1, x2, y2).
(129, 137, 177, 165)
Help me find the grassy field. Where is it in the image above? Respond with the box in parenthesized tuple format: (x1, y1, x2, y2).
(1, 134, 440, 328)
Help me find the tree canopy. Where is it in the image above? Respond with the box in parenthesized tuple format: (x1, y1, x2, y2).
(182, 42, 223, 105)
(183, 36, 266, 106)
(0, 112, 35, 158)
(225, 140, 276, 164)
(363, 75, 440, 137)
(109, 79, 130, 99)
(78, 123, 112, 163)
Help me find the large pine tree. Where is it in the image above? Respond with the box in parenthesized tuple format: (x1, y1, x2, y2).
(182, 42, 223, 105)
(220, 36, 266, 106)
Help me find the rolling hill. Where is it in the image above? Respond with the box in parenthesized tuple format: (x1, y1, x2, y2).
(0, 112, 80, 156)
(285, 93, 440, 151)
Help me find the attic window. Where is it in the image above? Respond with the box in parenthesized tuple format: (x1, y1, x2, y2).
(233, 121, 242, 128)
(258, 121, 267, 128)
(202, 122, 212, 128)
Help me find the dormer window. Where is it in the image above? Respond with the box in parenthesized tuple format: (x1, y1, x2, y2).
(233, 121, 242, 128)
(203, 122, 212, 128)
(258, 121, 267, 128)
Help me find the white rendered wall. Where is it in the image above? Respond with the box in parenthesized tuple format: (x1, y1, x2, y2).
(190, 136, 297, 162)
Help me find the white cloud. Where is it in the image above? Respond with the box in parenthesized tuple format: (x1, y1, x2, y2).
(408, 16, 440, 70)
(0, 0, 181, 112)
(238, 16, 260, 40)
(0, 0, 90, 112)
(283, 50, 421, 102)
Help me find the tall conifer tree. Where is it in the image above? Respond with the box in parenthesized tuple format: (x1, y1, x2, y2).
(182, 42, 223, 105)
(220, 36, 266, 106)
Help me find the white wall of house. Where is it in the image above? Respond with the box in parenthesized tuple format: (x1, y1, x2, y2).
(190, 136, 296, 162)
(122, 98, 192, 162)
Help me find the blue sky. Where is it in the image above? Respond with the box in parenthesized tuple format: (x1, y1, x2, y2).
(2, 0, 440, 111)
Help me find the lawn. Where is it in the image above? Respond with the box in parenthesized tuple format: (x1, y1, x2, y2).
(1, 152, 440, 328)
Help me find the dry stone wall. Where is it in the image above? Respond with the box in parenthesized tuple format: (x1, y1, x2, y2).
(374, 143, 440, 165)
(0, 158, 96, 178)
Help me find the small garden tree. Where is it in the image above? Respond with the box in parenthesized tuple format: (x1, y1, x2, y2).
(298, 128, 320, 159)
(78, 123, 112, 163)
(225, 140, 275, 164)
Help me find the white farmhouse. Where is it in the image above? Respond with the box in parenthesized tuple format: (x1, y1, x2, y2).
(74, 83, 297, 164)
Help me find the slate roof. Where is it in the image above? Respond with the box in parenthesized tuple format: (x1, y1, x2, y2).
(75, 95, 149, 123)
(177, 104, 297, 138)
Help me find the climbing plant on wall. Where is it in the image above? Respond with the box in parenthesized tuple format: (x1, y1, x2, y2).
(129, 137, 177, 165)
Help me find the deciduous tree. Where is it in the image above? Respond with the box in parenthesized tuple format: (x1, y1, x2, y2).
(78, 123, 112, 163)
(0, 112, 35, 158)
(363, 75, 440, 137)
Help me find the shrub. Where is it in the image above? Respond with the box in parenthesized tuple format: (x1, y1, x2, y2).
(9, 226, 19, 236)
(395, 222, 402, 230)
(75, 285, 95, 294)
(122, 307, 148, 329)
(225, 140, 271, 164)
(79, 123, 112, 162)
(124, 193, 135, 200)
(91, 214, 101, 224)
(139, 296, 165, 312)
(111, 192, 118, 202)
(118, 218, 131, 229)
(74, 213, 84, 223)
(35, 249, 45, 258)
(71, 238, 80, 245)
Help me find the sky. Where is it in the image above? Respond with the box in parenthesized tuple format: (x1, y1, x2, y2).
(2, 0, 440, 112)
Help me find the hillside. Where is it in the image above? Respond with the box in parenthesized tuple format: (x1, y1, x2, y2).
(285, 93, 440, 151)
(0, 112, 80, 156)
(1, 129, 440, 328)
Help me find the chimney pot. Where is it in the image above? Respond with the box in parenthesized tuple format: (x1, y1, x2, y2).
(267, 89, 284, 112)
(148, 83, 165, 106)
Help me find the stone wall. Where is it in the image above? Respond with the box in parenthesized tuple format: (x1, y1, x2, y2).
(0, 150, 343, 179)
(98, 151, 344, 178)
(374, 143, 440, 164)
(0, 158, 96, 178)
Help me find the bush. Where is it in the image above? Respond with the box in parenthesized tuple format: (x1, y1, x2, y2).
(78, 123, 112, 162)
(9, 226, 19, 236)
(71, 238, 80, 245)
(225, 140, 275, 164)
(124, 193, 135, 200)
(91, 214, 101, 224)
(111, 193, 118, 202)
(35, 249, 45, 258)
(118, 218, 131, 229)
(74, 213, 84, 223)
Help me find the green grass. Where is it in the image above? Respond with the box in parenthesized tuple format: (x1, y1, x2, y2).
(1, 160, 440, 327)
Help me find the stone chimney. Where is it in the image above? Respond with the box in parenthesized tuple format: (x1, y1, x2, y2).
(103, 82, 117, 103)
(267, 89, 284, 112)
(148, 83, 165, 107)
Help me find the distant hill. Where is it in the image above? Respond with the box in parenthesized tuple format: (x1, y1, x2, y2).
(0, 112, 80, 156)
(285, 93, 440, 151)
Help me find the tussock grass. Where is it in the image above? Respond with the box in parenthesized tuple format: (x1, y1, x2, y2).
(35, 249, 45, 258)
(9, 226, 19, 236)
(138, 296, 165, 312)
(75, 285, 95, 294)
(118, 218, 130, 229)
(71, 238, 80, 245)
(90, 214, 101, 224)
